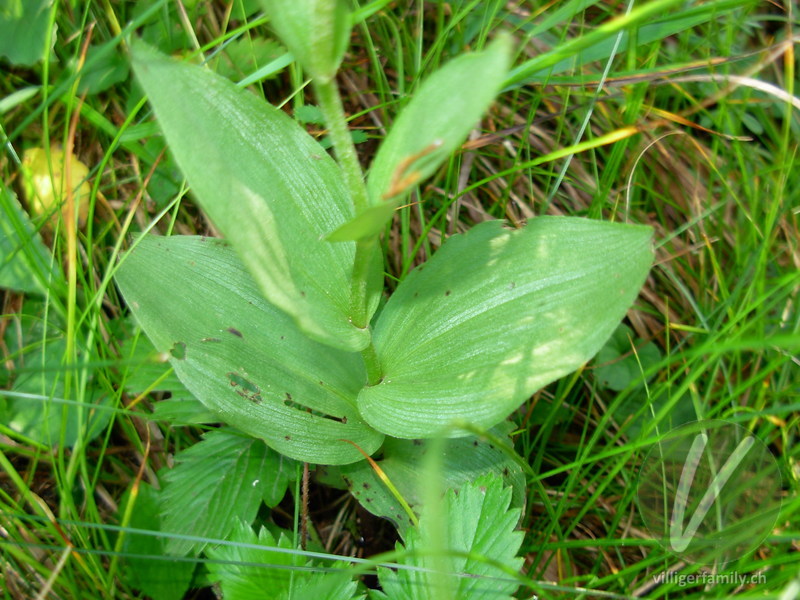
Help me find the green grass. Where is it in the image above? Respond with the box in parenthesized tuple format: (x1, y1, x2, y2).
(1, 0, 798, 598)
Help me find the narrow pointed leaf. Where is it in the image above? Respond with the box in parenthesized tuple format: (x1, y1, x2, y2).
(115, 235, 383, 464)
(259, 0, 351, 82)
(359, 218, 653, 438)
(366, 35, 511, 212)
(131, 41, 367, 351)
(326, 202, 395, 242)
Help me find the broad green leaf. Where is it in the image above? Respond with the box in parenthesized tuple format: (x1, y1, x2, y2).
(118, 333, 217, 424)
(115, 235, 383, 464)
(377, 474, 523, 600)
(0, 183, 62, 295)
(340, 422, 525, 536)
(362, 35, 511, 229)
(0, 0, 52, 66)
(160, 429, 294, 555)
(131, 41, 368, 352)
(359, 217, 653, 438)
(207, 521, 363, 600)
(2, 335, 111, 447)
(77, 45, 130, 95)
(119, 333, 190, 398)
(259, 0, 351, 82)
(121, 483, 194, 600)
(594, 323, 661, 391)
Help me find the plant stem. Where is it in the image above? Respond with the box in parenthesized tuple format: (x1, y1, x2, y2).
(313, 77, 383, 384)
(312, 78, 369, 212)
(361, 341, 383, 385)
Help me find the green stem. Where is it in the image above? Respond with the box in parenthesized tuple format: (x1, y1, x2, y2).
(360, 341, 383, 385)
(313, 77, 382, 384)
(312, 78, 369, 212)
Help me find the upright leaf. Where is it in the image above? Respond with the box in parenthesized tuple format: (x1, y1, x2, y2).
(131, 42, 367, 351)
(359, 218, 653, 438)
(160, 429, 294, 555)
(368, 35, 511, 204)
(377, 475, 524, 600)
(329, 36, 511, 242)
(115, 235, 384, 464)
(259, 0, 351, 82)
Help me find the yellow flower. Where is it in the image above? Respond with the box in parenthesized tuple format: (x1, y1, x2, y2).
(21, 145, 91, 227)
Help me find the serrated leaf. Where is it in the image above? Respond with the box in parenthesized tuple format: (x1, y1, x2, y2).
(340, 422, 525, 536)
(207, 521, 363, 600)
(295, 104, 326, 125)
(131, 41, 367, 352)
(259, 0, 351, 82)
(121, 483, 194, 600)
(161, 429, 294, 555)
(115, 235, 383, 463)
(378, 475, 523, 600)
(278, 572, 364, 600)
(359, 217, 653, 438)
